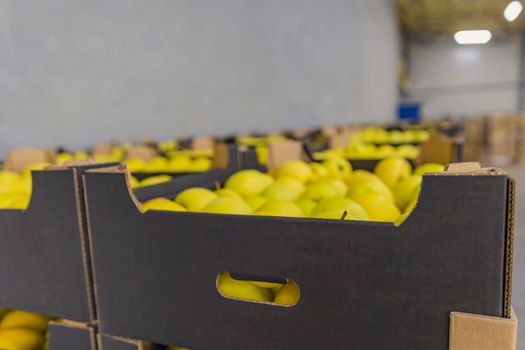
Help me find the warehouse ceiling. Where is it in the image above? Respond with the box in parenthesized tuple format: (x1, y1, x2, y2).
(398, 0, 525, 35)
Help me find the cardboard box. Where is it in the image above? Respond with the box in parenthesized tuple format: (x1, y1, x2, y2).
(4, 147, 56, 173)
(130, 144, 239, 181)
(83, 163, 514, 349)
(48, 321, 96, 350)
(0, 163, 114, 323)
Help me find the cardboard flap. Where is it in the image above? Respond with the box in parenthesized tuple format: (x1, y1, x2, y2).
(449, 309, 517, 350)
(328, 130, 351, 149)
(99, 334, 153, 350)
(445, 162, 482, 173)
(191, 136, 215, 151)
(48, 322, 96, 350)
(417, 132, 455, 165)
(211, 143, 230, 169)
(4, 147, 56, 173)
(125, 145, 157, 161)
(267, 140, 306, 169)
(92, 142, 116, 156)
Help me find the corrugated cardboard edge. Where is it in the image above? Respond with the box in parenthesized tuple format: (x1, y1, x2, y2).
(504, 176, 515, 318)
(449, 309, 518, 350)
(441, 162, 507, 176)
(98, 334, 153, 350)
(442, 162, 514, 318)
(71, 167, 98, 323)
(83, 164, 139, 327)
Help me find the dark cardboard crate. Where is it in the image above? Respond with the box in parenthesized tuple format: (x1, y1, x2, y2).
(0, 163, 116, 323)
(82, 162, 514, 349)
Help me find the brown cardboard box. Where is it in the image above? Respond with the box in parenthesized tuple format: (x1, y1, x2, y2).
(449, 309, 518, 350)
(4, 147, 56, 173)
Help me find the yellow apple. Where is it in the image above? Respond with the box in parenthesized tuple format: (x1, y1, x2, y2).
(217, 272, 273, 302)
(392, 175, 422, 211)
(255, 200, 304, 218)
(244, 196, 268, 211)
(301, 181, 339, 201)
(414, 163, 445, 176)
(374, 156, 412, 188)
(225, 170, 273, 197)
(311, 197, 369, 220)
(142, 198, 186, 212)
(351, 192, 401, 222)
(294, 198, 317, 215)
(322, 157, 352, 179)
(274, 281, 301, 305)
(175, 188, 218, 211)
(138, 175, 173, 187)
(273, 160, 312, 183)
(202, 197, 253, 215)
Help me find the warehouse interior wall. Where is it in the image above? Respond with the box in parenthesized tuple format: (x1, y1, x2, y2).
(406, 35, 522, 119)
(0, 0, 398, 154)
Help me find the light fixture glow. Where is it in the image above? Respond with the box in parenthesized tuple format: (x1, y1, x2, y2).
(454, 30, 492, 45)
(504, 1, 523, 22)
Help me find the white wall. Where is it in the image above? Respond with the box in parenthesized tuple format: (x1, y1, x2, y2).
(407, 36, 522, 118)
(0, 0, 399, 154)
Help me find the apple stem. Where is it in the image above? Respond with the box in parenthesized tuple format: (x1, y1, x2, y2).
(341, 210, 348, 220)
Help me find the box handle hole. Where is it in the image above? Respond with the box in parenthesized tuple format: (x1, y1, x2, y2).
(216, 272, 300, 307)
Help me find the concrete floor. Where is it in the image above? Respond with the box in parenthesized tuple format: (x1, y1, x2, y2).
(507, 166, 525, 348)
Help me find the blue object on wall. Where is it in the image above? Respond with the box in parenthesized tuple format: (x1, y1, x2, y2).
(398, 103, 421, 124)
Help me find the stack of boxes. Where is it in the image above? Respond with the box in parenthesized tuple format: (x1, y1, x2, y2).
(485, 114, 520, 167)
(463, 116, 486, 163)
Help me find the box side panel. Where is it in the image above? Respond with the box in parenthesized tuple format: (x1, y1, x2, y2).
(86, 172, 508, 349)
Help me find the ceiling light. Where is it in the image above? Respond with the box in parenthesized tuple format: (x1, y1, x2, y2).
(454, 30, 492, 45)
(504, 1, 523, 22)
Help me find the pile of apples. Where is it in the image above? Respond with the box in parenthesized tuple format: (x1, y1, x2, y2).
(141, 156, 444, 224)
(352, 127, 430, 144)
(237, 135, 288, 165)
(315, 141, 421, 160)
(55, 146, 213, 174)
(0, 164, 47, 209)
(0, 309, 51, 350)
